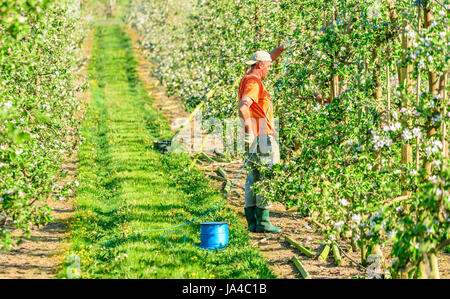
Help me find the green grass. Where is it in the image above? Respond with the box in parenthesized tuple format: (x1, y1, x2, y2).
(61, 24, 275, 279)
(81, 0, 131, 20)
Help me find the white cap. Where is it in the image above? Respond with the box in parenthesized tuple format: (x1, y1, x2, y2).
(245, 50, 272, 65)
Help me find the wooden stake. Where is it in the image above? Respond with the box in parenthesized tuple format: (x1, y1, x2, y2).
(441, 72, 448, 163)
(216, 167, 227, 178)
(292, 256, 311, 279)
(172, 101, 205, 141)
(416, 3, 422, 170)
(387, 64, 391, 125)
(197, 152, 215, 163)
(318, 243, 331, 262)
(285, 235, 315, 258)
(430, 254, 440, 279)
(387, 64, 393, 168)
(399, 18, 413, 195)
(332, 243, 342, 266)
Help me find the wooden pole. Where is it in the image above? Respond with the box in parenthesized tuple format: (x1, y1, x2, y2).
(292, 256, 311, 279)
(416, 4, 421, 170)
(387, 64, 391, 125)
(387, 64, 393, 167)
(318, 243, 331, 262)
(430, 253, 440, 279)
(332, 243, 342, 266)
(285, 235, 315, 258)
(423, 2, 440, 175)
(441, 72, 448, 162)
(399, 18, 412, 196)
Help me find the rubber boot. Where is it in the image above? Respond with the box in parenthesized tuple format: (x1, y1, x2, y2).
(244, 207, 257, 232)
(255, 207, 282, 233)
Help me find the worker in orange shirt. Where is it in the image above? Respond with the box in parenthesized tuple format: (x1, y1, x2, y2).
(238, 44, 287, 233)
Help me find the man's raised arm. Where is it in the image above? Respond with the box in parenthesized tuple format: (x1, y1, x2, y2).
(270, 44, 288, 61)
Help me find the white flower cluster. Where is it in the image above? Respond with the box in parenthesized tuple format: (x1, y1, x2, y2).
(339, 198, 349, 206)
(402, 129, 413, 141)
(425, 140, 443, 156)
(372, 132, 393, 150)
(412, 127, 423, 139)
(334, 220, 345, 231)
(383, 122, 401, 132)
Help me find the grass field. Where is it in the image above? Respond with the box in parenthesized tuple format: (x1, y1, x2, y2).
(61, 24, 275, 279)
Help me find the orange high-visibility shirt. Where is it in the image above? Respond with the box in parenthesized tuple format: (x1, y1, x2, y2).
(238, 71, 274, 136)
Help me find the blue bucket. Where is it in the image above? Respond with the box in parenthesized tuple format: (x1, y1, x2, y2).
(199, 222, 229, 250)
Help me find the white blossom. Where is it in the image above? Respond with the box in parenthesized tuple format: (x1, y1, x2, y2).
(4, 101, 12, 109)
(433, 160, 441, 168)
(334, 221, 345, 231)
(402, 129, 413, 141)
(352, 214, 362, 224)
(392, 111, 398, 120)
(390, 122, 401, 132)
(412, 127, 422, 139)
(432, 140, 443, 150)
(428, 175, 437, 183)
(339, 198, 349, 206)
(418, 60, 425, 69)
(387, 231, 396, 239)
(432, 114, 442, 124)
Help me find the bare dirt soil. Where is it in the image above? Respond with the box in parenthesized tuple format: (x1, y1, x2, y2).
(0, 30, 94, 279)
(127, 25, 450, 279)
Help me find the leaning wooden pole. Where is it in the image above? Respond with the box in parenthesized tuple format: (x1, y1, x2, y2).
(415, 4, 422, 170)
(285, 235, 315, 258)
(399, 19, 413, 196)
(292, 256, 311, 279)
(423, 2, 441, 279)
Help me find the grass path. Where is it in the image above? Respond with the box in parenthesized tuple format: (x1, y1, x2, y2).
(62, 24, 275, 279)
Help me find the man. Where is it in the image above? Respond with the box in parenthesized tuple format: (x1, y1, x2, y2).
(238, 45, 287, 233)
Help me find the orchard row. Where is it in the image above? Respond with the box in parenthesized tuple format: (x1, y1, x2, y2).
(0, 1, 86, 249)
(128, 0, 449, 278)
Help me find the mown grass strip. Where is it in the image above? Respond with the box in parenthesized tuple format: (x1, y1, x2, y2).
(61, 24, 275, 279)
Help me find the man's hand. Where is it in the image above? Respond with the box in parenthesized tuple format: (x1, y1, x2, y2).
(281, 40, 293, 50)
(244, 132, 256, 154)
(270, 44, 288, 61)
